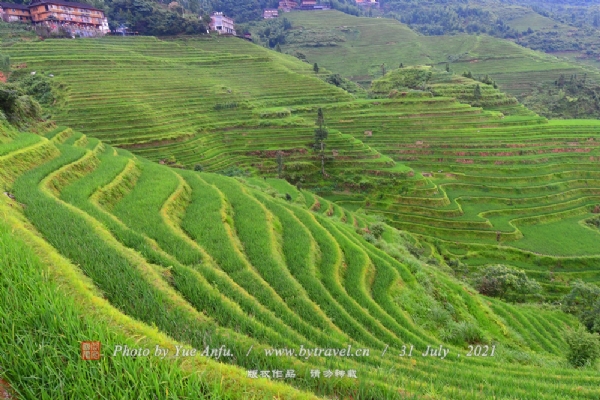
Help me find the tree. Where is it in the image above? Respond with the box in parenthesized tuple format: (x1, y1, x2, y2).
(276, 150, 284, 178)
(399, 63, 404, 68)
(473, 84, 482, 100)
(313, 63, 319, 74)
(381, 63, 386, 76)
(474, 265, 541, 302)
(314, 108, 328, 177)
(564, 326, 600, 368)
(275, 43, 282, 53)
(445, 63, 450, 72)
(562, 280, 600, 333)
(282, 17, 292, 30)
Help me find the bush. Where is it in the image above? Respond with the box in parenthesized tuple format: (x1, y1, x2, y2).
(362, 233, 376, 244)
(193, 164, 203, 172)
(564, 326, 600, 368)
(562, 280, 600, 333)
(475, 264, 541, 302)
(17, 74, 55, 106)
(369, 222, 385, 239)
(406, 243, 424, 259)
(0, 83, 42, 128)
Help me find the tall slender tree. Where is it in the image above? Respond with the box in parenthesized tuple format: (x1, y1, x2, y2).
(473, 84, 482, 100)
(314, 108, 328, 177)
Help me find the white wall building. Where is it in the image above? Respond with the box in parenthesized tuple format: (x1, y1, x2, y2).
(210, 12, 235, 35)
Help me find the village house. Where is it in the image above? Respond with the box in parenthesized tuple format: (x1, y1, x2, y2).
(210, 12, 235, 35)
(263, 8, 278, 19)
(0, 3, 32, 23)
(0, 0, 109, 34)
(29, 0, 109, 33)
(355, 0, 379, 8)
(299, 0, 316, 9)
(278, 0, 298, 12)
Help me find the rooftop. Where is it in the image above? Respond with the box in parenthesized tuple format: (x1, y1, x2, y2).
(0, 2, 30, 10)
(30, 0, 105, 11)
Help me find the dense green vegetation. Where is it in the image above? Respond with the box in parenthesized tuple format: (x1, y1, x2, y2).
(1, 23, 600, 398)
(378, 0, 600, 63)
(522, 72, 600, 119)
(263, 11, 600, 100)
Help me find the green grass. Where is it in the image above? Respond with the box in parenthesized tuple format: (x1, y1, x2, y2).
(512, 215, 600, 256)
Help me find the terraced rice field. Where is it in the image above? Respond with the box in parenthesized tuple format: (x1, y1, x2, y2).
(4, 35, 599, 290)
(313, 98, 600, 295)
(4, 36, 409, 183)
(280, 10, 600, 96)
(2, 124, 600, 399)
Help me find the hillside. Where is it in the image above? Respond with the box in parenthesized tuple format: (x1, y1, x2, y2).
(2, 32, 600, 398)
(3, 35, 599, 283)
(3, 35, 407, 186)
(270, 10, 600, 98)
(378, 0, 600, 63)
(3, 121, 600, 399)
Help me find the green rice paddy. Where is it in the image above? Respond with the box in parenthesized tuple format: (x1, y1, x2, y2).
(0, 28, 599, 399)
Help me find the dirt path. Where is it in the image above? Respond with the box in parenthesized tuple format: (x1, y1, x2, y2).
(0, 379, 15, 400)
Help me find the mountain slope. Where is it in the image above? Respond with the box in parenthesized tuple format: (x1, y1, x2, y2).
(273, 10, 600, 95)
(2, 122, 599, 399)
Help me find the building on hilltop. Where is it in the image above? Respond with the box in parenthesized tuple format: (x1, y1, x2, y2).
(210, 12, 235, 35)
(263, 8, 278, 19)
(355, 0, 379, 8)
(29, 0, 109, 33)
(278, 0, 298, 12)
(299, 0, 316, 9)
(0, 0, 109, 35)
(0, 3, 32, 23)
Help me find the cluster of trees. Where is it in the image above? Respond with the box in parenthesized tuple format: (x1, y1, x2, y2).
(252, 17, 292, 48)
(4, 0, 211, 35)
(561, 280, 600, 368)
(107, 0, 211, 35)
(522, 73, 600, 119)
(326, 0, 360, 17)
(462, 71, 498, 89)
(474, 265, 542, 303)
(0, 55, 52, 128)
(383, 2, 521, 38)
(379, 0, 600, 61)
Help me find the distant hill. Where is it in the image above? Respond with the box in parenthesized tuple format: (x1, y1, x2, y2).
(266, 11, 600, 100)
(379, 0, 600, 65)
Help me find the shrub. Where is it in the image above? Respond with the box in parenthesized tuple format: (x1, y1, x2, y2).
(362, 233, 376, 243)
(562, 280, 600, 333)
(564, 326, 600, 368)
(586, 215, 600, 229)
(406, 243, 424, 259)
(193, 164, 203, 172)
(16, 74, 55, 106)
(369, 222, 385, 239)
(475, 264, 541, 302)
(0, 83, 42, 128)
